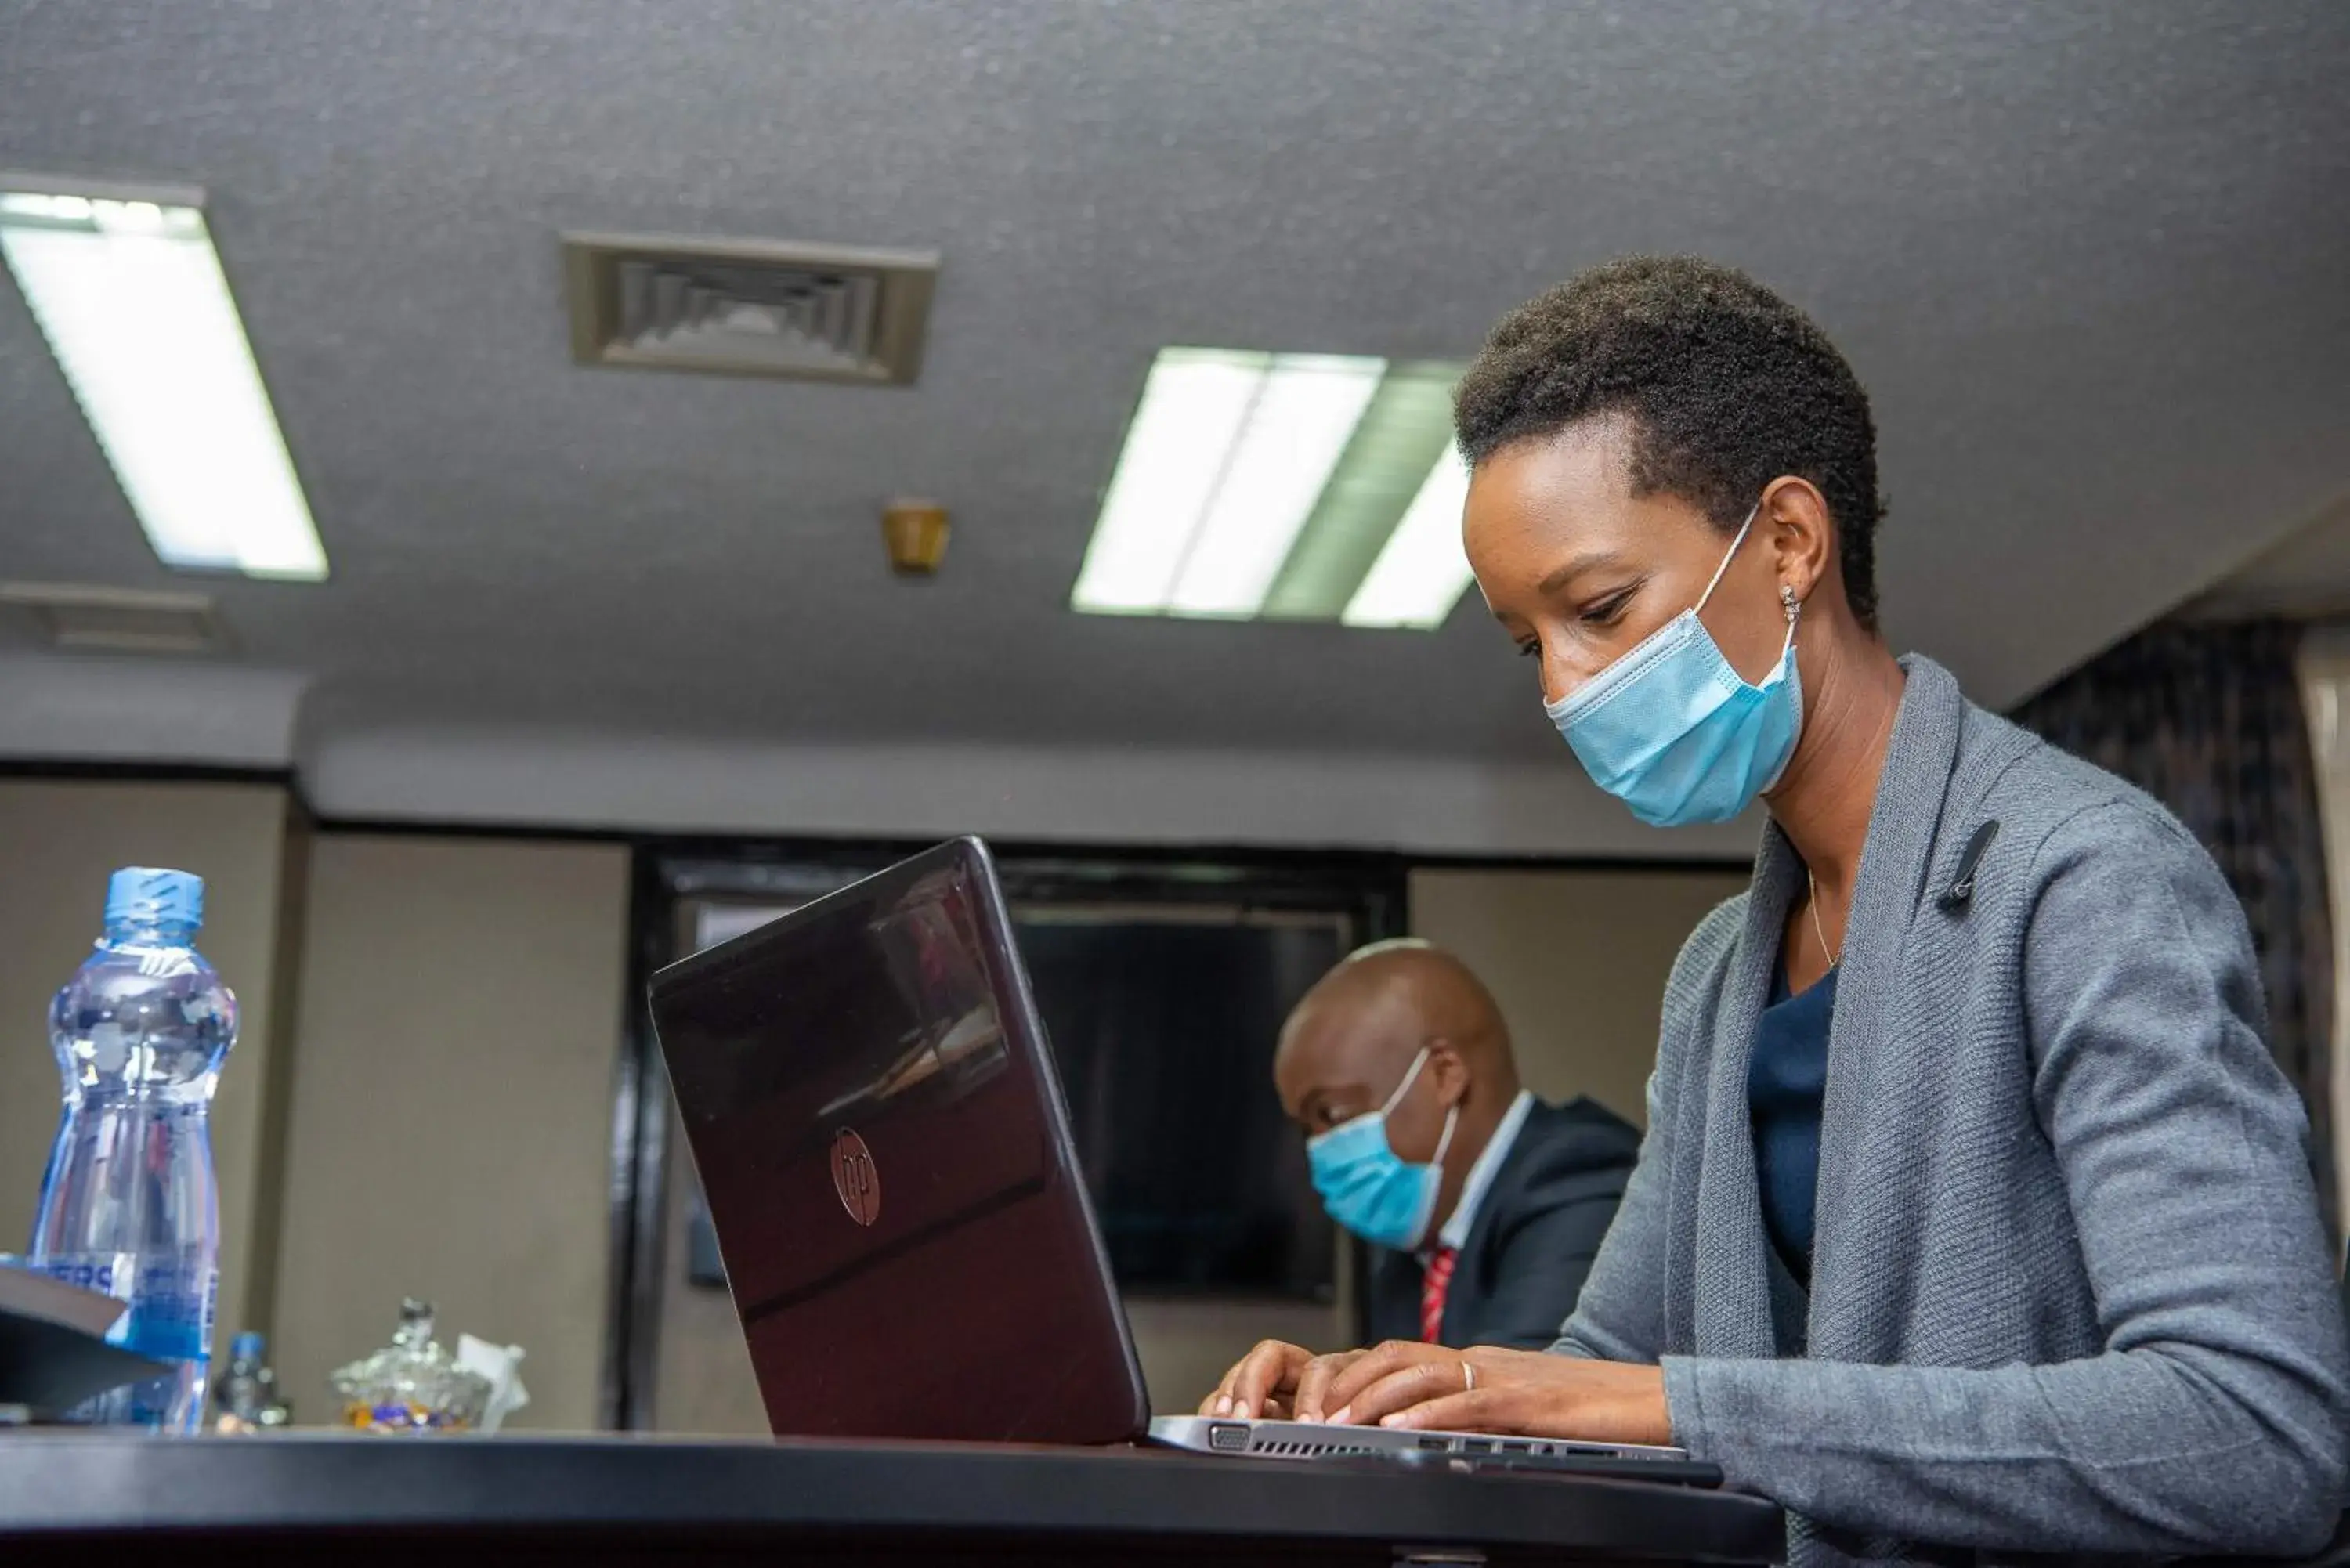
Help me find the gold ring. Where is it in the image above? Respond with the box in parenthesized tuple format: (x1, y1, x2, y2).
(1462, 1361, 1476, 1393)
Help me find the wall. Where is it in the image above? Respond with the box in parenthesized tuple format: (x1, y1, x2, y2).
(0, 777, 294, 1358)
(0, 655, 1767, 862)
(268, 833, 628, 1430)
(0, 656, 306, 771)
(307, 726, 1765, 862)
(1409, 865, 1752, 1128)
(2299, 637, 2350, 1239)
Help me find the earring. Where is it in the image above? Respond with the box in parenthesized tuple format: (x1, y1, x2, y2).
(1781, 584, 1800, 623)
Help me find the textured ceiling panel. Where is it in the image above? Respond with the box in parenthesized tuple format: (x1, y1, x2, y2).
(0, 0, 2345, 774)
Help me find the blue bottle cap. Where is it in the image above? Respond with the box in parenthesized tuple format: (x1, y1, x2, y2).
(104, 866, 205, 930)
(232, 1331, 265, 1360)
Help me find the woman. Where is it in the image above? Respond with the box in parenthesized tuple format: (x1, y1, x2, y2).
(1207, 257, 2348, 1564)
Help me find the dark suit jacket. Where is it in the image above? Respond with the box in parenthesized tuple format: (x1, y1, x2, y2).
(1365, 1097, 1641, 1350)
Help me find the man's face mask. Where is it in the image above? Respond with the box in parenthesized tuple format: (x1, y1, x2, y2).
(1543, 500, 1805, 827)
(1305, 1046, 1459, 1250)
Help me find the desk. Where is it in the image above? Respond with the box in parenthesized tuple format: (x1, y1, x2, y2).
(0, 1430, 1783, 1565)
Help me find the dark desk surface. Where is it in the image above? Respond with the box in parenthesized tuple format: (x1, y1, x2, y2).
(0, 1430, 1784, 1566)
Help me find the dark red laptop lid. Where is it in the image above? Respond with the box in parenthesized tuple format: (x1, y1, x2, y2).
(649, 837, 1150, 1445)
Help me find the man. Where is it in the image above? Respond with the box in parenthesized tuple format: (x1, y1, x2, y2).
(1278, 938, 1639, 1353)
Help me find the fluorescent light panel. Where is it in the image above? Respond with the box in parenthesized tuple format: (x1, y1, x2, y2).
(1262, 366, 1457, 620)
(1341, 443, 1477, 629)
(1071, 349, 1267, 613)
(1162, 354, 1382, 616)
(0, 180, 327, 580)
(1073, 349, 1474, 629)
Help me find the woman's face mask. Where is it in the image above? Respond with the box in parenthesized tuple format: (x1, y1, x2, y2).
(1305, 1047, 1459, 1251)
(1542, 501, 1804, 826)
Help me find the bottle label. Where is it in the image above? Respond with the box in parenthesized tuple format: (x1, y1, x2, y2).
(31, 1252, 137, 1306)
(34, 1254, 215, 1363)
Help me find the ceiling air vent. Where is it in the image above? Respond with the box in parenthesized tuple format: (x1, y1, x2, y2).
(562, 232, 938, 385)
(0, 582, 230, 654)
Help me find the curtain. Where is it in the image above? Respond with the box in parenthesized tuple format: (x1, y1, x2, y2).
(2010, 618, 2338, 1242)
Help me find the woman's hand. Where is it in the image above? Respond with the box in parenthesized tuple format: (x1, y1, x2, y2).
(1316, 1341, 1674, 1446)
(1201, 1340, 1375, 1421)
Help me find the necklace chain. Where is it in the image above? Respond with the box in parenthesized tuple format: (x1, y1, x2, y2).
(1808, 871, 1840, 968)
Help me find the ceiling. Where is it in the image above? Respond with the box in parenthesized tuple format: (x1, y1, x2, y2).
(2186, 493, 2350, 623)
(1, 1, 2345, 851)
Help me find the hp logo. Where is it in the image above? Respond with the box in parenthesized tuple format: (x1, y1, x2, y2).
(830, 1128, 880, 1227)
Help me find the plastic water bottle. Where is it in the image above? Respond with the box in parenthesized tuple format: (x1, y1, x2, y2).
(27, 867, 237, 1433)
(212, 1331, 288, 1433)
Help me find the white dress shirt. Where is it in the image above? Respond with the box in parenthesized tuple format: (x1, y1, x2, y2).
(1435, 1088, 1536, 1252)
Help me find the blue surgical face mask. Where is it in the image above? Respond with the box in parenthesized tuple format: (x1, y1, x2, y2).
(1305, 1047, 1459, 1251)
(1542, 502, 1803, 827)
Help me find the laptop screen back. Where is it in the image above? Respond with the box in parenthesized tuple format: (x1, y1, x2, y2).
(648, 838, 1148, 1444)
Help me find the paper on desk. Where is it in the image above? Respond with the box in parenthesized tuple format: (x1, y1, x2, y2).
(0, 1256, 129, 1339)
(457, 1334, 529, 1434)
(0, 1259, 163, 1414)
(0, 1310, 168, 1413)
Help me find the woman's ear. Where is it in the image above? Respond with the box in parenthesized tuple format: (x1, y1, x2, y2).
(1762, 475, 1835, 607)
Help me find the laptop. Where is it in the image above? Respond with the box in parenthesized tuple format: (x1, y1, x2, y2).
(648, 836, 1709, 1480)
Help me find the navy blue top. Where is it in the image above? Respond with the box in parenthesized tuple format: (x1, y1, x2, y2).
(1749, 963, 1836, 1284)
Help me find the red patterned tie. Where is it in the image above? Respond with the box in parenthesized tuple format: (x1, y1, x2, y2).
(1419, 1247, 1458, 1344)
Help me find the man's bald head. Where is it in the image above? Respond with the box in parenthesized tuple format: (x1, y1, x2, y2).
(1274, 939, 1519, 1136)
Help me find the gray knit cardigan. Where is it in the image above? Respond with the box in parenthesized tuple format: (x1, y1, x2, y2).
(1555, 656, 2348, 1565)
